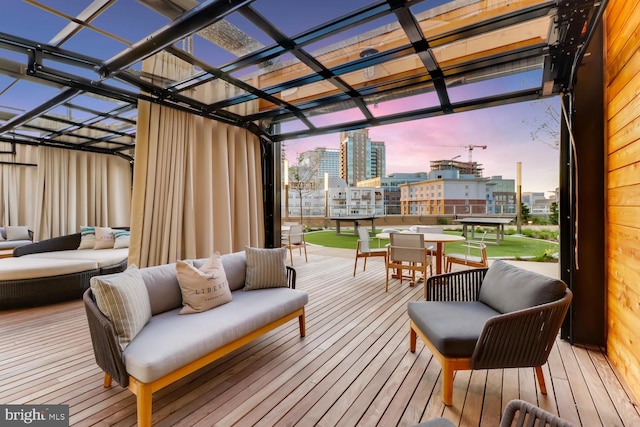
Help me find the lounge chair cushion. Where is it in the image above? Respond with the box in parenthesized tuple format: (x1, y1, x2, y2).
(478, 260, 567, 314)
(408, 301, 500, 358)
(0, 257, 99, 280)
(22, 248, 128, 268)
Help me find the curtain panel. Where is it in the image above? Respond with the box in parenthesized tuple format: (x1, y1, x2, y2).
(0, 143, 38, 227)
(129, 52, 264, 268)
(34, 147, 132, 240)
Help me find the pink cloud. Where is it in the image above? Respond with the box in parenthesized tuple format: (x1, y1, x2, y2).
(283, 98, 560, 193)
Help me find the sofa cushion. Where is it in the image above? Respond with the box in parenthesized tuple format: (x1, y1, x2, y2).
(0, 257, 99, 280)
(78, 226, 96, 249)
(176, 253, 232, 314)
(408, 301, 500, 358)
(478, 260, 567, 314)
(192, 251, 247, 292)
(94, 227, 115, 249)
(122, 287, 308, 383)
(113, 229, 130, 249)
(244, 246, 287, 291)
(139, 263, 183, 315)
(90, 266, 152, 351)
(0, 227, 4, 240)
(0, 240, 31, 250)
(6, 226, 30, 241)
(22, 248, 128, 268)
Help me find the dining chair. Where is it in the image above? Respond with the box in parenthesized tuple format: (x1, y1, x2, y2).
(386, 233, 431, 297)
(353, 227, 387, 276)
(416, 225, 443, 271)
(445, 231, 488, 272)
(282, 223, 307, 266)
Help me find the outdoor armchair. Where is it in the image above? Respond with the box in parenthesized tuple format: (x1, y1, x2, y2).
(408, 261, 572, 405)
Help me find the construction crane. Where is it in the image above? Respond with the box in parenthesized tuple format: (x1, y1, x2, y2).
(430, 144, 488, 176)
(461, 144, 487, 163)
(432, 144, 487, 163)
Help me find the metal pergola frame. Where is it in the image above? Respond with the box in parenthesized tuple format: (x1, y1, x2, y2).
(0, 0, 603, 156)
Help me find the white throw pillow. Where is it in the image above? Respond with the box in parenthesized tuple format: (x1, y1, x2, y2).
(78, 226, 96, 249)
(176, 252, 232, 314)
(113, 229, 130, 249)
(5, 226, 30, 241)
(90, 265, 151, 351)
(94, 227, 115, 249)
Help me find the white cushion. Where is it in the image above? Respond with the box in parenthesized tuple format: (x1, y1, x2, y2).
(6, 226, 30, 241)
(0, 257, 98, 280)
(176, 252, 232, 314)
(123, 287, 308, 383)
(22, 248, 128, 268)
(78, 226, 96, 249)
(113, 229, 130, 249)
(94, 227, 115, 249)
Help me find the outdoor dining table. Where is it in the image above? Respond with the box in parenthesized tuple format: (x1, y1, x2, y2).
(375, 231, 466, 275)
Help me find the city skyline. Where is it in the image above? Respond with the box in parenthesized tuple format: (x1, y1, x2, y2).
(282, 97, 561, 195)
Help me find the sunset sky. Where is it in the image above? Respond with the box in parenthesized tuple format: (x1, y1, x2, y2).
(2, 0, 562, 195)
(282, 96, 562, 194)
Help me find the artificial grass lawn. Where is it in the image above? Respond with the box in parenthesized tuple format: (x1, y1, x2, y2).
(304, 230, 558, 259)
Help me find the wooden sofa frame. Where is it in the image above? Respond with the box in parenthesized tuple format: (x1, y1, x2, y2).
(84, 266, 304, 427)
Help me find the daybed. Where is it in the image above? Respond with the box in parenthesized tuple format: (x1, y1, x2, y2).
(84, 248, 308, 427)
(0, 231, 128, 309)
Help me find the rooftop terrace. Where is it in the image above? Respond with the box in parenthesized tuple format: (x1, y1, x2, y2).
(1, 246, 638, 426)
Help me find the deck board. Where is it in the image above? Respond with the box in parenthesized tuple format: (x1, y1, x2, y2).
(1, 247, 639, 426)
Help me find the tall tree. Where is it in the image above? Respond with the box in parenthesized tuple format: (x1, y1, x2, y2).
(289, 152, 320, 224)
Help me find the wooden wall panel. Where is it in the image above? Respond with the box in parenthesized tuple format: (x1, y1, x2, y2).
(605, 0, 640, 404)
(606, 50, 640, 106)
(608, 185, 640, 206)
(608, 138, 640, 171)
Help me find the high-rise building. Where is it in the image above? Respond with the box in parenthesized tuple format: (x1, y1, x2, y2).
(339, 129, 386, 185)
(299, 147, 340, 179)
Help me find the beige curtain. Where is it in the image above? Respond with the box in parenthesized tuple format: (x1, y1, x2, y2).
(129, 52, 264, 268)
(0, 143, 38, 227)
(34, 147, 131, 240)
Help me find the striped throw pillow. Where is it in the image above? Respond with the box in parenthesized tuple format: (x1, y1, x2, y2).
(244, 246, 288, 291)
(90, 265, 151, 351)
(78, 226, 96, 249)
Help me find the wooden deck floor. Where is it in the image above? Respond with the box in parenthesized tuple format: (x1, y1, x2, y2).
(1, 246, 639, 426)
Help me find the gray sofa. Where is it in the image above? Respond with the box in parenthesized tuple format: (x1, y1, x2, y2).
(84, 250, 308, 427)
(0, 232, 128, 309)
(0, 226, 33, 250)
